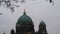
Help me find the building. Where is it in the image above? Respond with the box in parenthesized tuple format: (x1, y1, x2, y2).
(38, 20, 48, 34)
(11, 10, 48, 34)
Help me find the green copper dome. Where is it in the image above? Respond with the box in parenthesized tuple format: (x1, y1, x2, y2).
(16, 10, 34, 32)
(40, 20, 46, 26)
(16, 11, 33, 25)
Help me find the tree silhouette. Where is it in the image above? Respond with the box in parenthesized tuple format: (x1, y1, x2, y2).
(0, 0, 54, 15)
(46, 0, 54, 5)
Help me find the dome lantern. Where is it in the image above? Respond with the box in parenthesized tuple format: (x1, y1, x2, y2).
(23, 9, 26, 15)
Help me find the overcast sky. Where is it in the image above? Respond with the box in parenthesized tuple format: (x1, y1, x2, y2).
(0, 0, 60, 34)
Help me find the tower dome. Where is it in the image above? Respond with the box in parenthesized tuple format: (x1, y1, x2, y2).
(38, 20, 47, 34)
(40, 20, 46, 26)
(16, 10, 34, 33)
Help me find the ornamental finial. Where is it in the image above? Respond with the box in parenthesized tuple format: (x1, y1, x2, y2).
(23, 9, 26, 15)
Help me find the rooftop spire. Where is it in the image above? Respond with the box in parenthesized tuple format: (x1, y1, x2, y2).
(23, 9, 26, 15)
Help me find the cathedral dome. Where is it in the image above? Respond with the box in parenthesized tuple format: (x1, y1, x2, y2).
(17, 11, 33, 25)
(16, 10, 34, 32)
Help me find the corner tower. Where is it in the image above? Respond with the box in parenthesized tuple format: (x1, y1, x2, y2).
(16, 10, 34, 34)
(38, 20, 48, 34)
